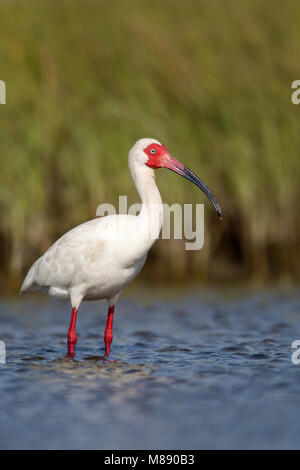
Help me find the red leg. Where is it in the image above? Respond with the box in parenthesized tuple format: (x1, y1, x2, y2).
(104, 305, 114, 356)
(67, 307, 78, 357)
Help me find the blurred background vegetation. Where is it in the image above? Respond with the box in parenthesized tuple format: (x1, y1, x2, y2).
(0, 0, 299, 292)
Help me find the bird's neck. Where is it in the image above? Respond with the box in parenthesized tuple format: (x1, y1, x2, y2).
(133, 168, 164, 245)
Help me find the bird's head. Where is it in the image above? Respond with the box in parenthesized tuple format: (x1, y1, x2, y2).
(129, 138, 223, 219)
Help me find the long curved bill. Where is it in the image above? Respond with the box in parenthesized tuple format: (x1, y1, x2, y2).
(162, 153, 223, 219)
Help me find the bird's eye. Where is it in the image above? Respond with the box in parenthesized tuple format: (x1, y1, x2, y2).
(150, 148, 156, 154)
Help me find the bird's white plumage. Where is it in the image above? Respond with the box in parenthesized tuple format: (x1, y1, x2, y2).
(20, 138, 164, 310)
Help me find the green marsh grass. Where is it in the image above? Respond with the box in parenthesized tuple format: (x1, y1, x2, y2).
(0, 0, 300, 290)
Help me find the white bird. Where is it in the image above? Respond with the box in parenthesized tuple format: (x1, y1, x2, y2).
(20, 138, 222, 357)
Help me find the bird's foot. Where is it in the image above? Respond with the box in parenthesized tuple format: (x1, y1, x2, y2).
(67, 332, 77, 357)
(98, 356, 118, 364)
(67, 347, 75, 358)
(102, 356, 113, 363)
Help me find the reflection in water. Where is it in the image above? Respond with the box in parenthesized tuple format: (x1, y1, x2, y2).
(0, 290, 300, 449)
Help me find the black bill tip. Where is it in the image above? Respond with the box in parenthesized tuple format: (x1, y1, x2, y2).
(216, 204, 223, 220)
(181, 166, 223, 220)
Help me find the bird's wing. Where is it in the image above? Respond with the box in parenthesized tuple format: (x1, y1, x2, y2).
(20, 218, 106, 292)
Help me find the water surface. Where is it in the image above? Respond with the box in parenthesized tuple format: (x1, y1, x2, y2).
(0, 289, 300, 449)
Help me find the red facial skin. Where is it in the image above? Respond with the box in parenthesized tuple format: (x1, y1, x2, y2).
(144, 143, 185, 173)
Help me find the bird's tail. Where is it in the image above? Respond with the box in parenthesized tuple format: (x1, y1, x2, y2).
(19, 257, 41, 294)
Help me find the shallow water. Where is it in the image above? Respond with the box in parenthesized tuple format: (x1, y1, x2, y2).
(0, 288, 300, 449)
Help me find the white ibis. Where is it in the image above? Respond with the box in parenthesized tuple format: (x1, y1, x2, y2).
(20, 138, 222, 357)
